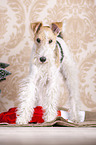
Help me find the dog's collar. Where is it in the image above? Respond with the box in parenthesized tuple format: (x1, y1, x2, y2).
(56, 36, 64, 63)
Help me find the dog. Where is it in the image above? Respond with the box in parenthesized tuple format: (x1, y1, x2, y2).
(16, 22, 80, 124)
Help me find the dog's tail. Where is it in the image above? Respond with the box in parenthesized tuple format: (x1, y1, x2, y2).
(56, 37, 80, 122)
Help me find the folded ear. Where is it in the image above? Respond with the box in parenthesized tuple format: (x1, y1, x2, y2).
(51, 22, 63, 35)
(31, 22, 43, 34)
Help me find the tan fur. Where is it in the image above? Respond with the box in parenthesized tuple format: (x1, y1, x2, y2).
(31, 23, 62, 67)
(51, 22, 62, 35)
(54, 45, 60, 67)
(34, 27, 57, 43)
(31, 22, 42, 34)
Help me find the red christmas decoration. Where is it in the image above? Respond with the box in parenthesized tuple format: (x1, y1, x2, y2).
(0, 106, 61, 124)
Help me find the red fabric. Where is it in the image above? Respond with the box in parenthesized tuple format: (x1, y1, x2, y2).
(29, 106, 44, 123)
(57, 110, 61, 117)
(0, 106, 61, 124)
(0, 107, 17, 124)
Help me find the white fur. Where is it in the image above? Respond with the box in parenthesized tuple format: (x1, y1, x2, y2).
(57, 37, 80, 121)
(16, 27, 80, 124)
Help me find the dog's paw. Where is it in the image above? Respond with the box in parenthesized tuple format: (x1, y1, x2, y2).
(69, 115, 80, 123)
(44, 113, 56, 122)
(44, 117, 55, 123)
(16, 116, 28, 125)
(69, 111, 85, 123)
(70, 118, 80, 123)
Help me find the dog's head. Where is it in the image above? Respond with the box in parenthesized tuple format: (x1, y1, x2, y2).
(31, 22, 63, 66)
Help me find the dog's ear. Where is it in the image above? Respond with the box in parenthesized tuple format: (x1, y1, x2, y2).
(51, 22, 62, 35)
(31, 22, 43, 34)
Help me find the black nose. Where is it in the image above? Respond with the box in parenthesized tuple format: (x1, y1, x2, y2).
(40, 56, 46, 63)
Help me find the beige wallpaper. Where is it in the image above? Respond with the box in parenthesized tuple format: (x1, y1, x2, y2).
(0, 0, 96, 112)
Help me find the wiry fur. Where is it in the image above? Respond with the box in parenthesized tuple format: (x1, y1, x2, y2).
(16, 22, 80, 124)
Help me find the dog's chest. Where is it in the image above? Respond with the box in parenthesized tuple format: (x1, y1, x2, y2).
(36, 67, 49, 88)
(35, 66, 49, 102)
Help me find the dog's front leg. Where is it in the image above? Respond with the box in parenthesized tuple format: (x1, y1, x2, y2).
(16, 66, 37, 124)
(44, 74, 59, 122)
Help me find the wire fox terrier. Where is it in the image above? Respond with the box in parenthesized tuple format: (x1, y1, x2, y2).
(16, 22, 80, 124)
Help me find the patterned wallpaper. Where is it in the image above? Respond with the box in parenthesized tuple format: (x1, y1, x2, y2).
(0, 0, 96, 112)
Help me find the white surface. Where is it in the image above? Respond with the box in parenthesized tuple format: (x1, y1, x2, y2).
(61, 110, 85, 122)
(0, 127, 96, 145)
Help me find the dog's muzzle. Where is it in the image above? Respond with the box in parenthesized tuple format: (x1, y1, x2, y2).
(40, 56, 46, 63)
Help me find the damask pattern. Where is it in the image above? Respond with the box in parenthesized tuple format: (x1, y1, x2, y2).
(0, 0, 96, 112)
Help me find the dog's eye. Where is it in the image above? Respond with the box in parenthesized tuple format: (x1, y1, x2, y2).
(49, 39, 53, 44)
(36, 38, 41, 43)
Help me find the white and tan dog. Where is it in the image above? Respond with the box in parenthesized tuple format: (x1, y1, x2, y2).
(16, 22, 80, 124)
